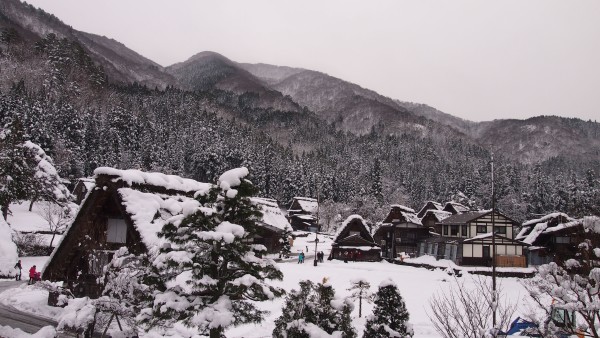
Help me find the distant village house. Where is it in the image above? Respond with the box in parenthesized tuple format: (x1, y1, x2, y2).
(330, 215, 380, 261)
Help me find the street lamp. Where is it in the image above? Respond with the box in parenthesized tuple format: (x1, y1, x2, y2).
(391, 219, 399, 260)
(313, 235, 319, 266)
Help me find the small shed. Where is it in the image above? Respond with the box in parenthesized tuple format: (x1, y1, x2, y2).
(330, 215, 380, 261)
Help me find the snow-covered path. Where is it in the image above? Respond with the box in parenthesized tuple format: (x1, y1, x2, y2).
(0, 281, 57, 334)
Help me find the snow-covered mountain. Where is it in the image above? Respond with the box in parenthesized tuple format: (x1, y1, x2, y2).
(0, 0, 175, 89)
(166, 51, 301, 112)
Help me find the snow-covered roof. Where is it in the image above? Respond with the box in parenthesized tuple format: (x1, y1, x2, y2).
(333, 215, 370, 242)
(292, 197, 318, 214)
(401, 211, 422, 225)
(417, 201, 444, 217)
(463, 232, 528, 245)
(251, 197, 292, 232)
(119, 188, 200, 254)
(94, 167, 211, 194)
(391, 204, 415, 213)
(444, 201, 470, 213)
(516, 213, 582, 245)
(423, 209, 452, 222)
(439, 211, 489, 225)
(522, 212, 573, 227)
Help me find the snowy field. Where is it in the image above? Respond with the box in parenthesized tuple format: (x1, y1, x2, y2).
(0, 251, 535, 338)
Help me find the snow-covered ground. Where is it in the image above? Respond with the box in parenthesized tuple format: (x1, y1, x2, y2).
(0, 253, 536, 338)
(6, 202, 50, 233)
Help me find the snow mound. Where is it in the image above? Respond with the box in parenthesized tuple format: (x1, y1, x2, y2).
(0, 217, 18, 277)
(218, 167, 249, 190)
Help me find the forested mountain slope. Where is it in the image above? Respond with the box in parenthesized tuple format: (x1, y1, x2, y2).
(0, 0, 174, 89)
(1, 0, 598, 224)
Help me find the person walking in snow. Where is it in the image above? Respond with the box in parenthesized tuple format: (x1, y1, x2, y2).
(298, 252, 305, 264)
(14, 260, 22, 281)
(28, 265, 37, 285)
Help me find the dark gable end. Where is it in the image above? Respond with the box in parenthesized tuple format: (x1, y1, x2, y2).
(43, 176, 148, 283)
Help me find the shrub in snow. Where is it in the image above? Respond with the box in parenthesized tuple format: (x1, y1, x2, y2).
(363, 279, 412, 338)
(12, 232, 47, 256)
(428, 276, 515, 338)
(57, 248, 160, 337)
(150, 167, 284, 338)
(523, 216, 600, 337)
(273, 279, 356, 338)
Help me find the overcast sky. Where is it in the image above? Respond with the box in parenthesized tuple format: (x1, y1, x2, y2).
(25, 0, 600, 122)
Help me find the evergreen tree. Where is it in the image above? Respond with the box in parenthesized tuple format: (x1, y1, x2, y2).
(364, 280, 413, 338)
(279, 227, 293, 258)
(273, 279, 356, 338)
(0, 117, 35, 219)
(151, 167, 284, 338)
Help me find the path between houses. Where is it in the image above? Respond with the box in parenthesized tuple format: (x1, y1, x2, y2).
(0, 280, 58, 334)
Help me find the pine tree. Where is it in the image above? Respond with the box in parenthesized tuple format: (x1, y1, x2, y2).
(151, 167, 284, 338)
(279, 227, 293, 258)
(364, 280, 413, 338)
(273, 279, 356, 338)
(0, 117, 35, 219)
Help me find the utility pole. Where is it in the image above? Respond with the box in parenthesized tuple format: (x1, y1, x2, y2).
(314, 175, 321, 267)
(491, 151, 497, 329)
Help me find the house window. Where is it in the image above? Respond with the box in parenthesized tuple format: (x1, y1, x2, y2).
(555, 236, 570, 244)
(496, 226, 506, 235)
(477, 224, 487, 233)
(462, 225, 468, 237)
(107, 218, 127, 243)
(381, 240, 386, 247)
(450, 225, 459, 236)
(443, 226, 449, 236)
(88, 251, 113, 276)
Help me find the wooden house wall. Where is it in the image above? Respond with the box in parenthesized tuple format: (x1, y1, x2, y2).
(330, 248, 380, 261)
(421, 213, 440, 232)
(467, 212, 516, 239)
(462, 236, 526, 267)
(43, 187, 145, 296)
(374, 226, 429, 258)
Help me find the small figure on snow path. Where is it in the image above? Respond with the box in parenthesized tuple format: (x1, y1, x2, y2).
(14, 260, 22, 281)
(28, 265, 40, 284)
(298, 252, 305, 264)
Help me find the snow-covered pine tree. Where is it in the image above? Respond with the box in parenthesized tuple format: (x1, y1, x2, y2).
(279, 227, 293, 258)
(364, 279, 413, 338)
(273, 279, 356, 338)
(0, 117, 34, 219)
(151, 167, 284, 338)
(348, 278, 371, 318)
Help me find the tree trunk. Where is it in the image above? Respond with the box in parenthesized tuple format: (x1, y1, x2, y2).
(29, 199, 35, 212)
(209, 327, 222, 338)
(49, 232, 56, 251)
(359, 295, 362, 318)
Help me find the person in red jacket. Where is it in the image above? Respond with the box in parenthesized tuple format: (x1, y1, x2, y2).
(28, 265, 38, 285)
